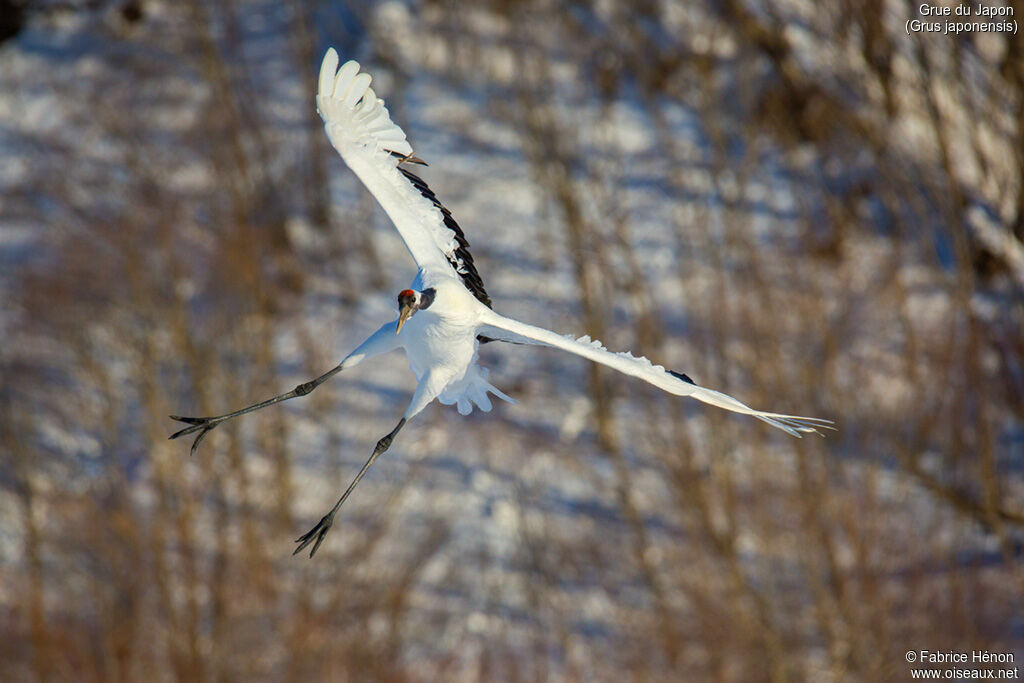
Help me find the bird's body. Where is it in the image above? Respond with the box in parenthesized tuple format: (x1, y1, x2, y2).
(170, 48, 833, 557)
(397, 274, 510, 415)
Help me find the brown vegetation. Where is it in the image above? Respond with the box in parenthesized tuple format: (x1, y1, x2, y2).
(0, 1, 1021, 681)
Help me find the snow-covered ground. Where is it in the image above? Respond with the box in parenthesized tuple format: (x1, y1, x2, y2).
(1, 1, 1022, 680)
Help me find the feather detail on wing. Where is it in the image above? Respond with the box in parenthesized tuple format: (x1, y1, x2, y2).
(477, 324, 546, 346)
(396, 165, 492, 307)
(317, 48, 491, 303)
(480, 311, 834, 438)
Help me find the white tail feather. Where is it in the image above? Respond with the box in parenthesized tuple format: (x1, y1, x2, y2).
(439, 361, 516, 415)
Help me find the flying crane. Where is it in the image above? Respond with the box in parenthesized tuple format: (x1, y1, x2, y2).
(171, 48, 833, 557)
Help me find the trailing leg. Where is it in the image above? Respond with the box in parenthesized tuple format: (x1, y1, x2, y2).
(292, 368, 447, 558)
(168, 321, 400, 456)
(293, 417, 407, 558)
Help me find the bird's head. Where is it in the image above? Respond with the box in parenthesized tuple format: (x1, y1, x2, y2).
(396, 287, 435, 334)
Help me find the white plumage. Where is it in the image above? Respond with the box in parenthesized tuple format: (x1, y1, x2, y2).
(171, 48, 833, 557)
(314, 47, 829, 437)
(316, 48, 455, 272)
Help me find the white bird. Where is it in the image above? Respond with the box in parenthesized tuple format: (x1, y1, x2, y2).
(170, 48, 833, 557)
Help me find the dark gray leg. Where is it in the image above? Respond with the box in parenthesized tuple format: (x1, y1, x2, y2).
(169, 320, 403, 457)
(293, 417, 407, 558)
(169, 364, 344, 456)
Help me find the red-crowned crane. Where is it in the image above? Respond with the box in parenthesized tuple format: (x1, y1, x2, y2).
(171, 48, 833, 557)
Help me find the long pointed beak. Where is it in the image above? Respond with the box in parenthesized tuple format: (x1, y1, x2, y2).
(396, 304, 415, 334)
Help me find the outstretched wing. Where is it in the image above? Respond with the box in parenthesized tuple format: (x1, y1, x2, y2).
(480, 310, 834, 438)
(317, 48, 491, 307)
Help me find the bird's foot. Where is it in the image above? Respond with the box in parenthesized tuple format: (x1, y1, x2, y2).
(168, 415, 224, 456)
(294, 511, 336, 558)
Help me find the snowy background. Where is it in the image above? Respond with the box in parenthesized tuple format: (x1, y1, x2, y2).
(1, 0, 1022, 680)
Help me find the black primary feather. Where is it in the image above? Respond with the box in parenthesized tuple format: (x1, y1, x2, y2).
(395, 165, 493, 310)
(669, 370, 697, 385)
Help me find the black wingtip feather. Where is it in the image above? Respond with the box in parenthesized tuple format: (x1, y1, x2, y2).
(669, 370, 697, 385)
